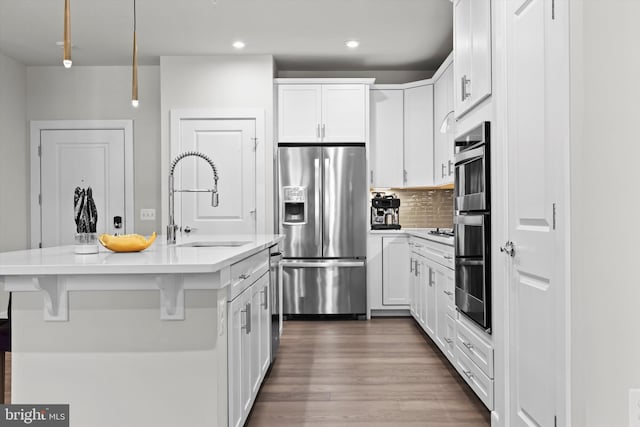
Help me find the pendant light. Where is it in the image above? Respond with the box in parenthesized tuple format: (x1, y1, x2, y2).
(63, 0, 72, 68)
(131, 0, 139, 108)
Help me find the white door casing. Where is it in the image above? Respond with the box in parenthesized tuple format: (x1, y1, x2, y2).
(506, 0, 569, 425)
(30, 121, 134, 249)
(170, 110, 266, 236)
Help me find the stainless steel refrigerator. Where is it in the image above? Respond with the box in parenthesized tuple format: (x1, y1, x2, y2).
(278, 144, 367, 316)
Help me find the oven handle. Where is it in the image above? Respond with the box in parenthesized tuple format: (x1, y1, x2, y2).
(454, 145, 485, 166)
(454, 214, 485, 226)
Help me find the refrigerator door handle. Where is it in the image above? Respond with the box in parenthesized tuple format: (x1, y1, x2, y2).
(280, 260, 366, 268)
(314, 157, 321, 245)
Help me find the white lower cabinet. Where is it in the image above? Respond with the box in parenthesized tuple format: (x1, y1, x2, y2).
(228, 271, 271, 427)
(407, 236, 495, 410)
(435, 264, 455, 356)
(367, 233, 412, 313)
(382, 236, 411, 305)
(454, 344, 494, 409)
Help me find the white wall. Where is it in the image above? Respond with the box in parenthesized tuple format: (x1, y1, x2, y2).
(277, 69, 434, 84)
(27, 66, 161, 235)
(571, 1, 640, 425)
(0, 52, 28, 252)
(160, 55, 276, 234)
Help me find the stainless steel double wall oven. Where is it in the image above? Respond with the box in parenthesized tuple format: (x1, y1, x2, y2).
(454, 122, 492, 332)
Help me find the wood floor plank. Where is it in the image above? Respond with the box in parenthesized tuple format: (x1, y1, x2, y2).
(246, 318, 490, 427)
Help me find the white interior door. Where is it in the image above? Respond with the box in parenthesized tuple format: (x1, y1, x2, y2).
(507, 0, 567, 425)
(39, 128, 127, 247)
(176, 119, 256, 235)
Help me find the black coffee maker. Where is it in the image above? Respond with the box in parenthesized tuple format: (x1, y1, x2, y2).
(371, 193, 401, 230)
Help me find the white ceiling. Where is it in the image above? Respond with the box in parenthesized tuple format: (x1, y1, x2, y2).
(0, 0, 453, 71)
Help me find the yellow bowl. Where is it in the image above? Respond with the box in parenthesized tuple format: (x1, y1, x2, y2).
(98, 232, 157, 252)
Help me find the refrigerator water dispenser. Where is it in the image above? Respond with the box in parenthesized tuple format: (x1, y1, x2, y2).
(282, 186, 307, 224)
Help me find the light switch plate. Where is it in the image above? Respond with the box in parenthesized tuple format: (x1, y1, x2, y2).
(629, 389, 640, 427)
(140, 209, 156, 221)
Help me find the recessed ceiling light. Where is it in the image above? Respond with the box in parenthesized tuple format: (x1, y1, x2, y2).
(345, 40, 360, 49)
(233, 41, 246, 49)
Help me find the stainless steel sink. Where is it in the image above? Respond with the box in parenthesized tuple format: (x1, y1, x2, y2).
(177, 241, 251, 248)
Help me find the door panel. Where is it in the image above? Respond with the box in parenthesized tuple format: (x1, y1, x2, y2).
(322, 146, 366, 258)
(177, 119, 256, 235)
(404, 85, 434, 187)
(321, 85, 367, 143)
(278, 85, 322, 142)
(279, 146, 322, 258)
(507, 0, 563, 425)
(40, 129, 125, 247)
(282, 261, 366, 314)
(382, 236, 410, 305)
(370, 89, 405, 188)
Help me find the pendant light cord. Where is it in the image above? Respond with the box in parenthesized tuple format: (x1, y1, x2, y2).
(133, 0, 137, 31)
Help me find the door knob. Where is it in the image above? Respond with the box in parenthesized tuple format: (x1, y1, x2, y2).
(500, 241, 515, 257)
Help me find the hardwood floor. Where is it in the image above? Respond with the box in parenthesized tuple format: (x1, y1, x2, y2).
(246, 318, 490, 427)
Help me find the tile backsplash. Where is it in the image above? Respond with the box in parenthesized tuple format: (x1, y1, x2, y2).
(371, 189, 454, 229)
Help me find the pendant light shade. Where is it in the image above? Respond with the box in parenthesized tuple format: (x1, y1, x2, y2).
(63, 0, 72, 68)
(131, 0, 139, 107)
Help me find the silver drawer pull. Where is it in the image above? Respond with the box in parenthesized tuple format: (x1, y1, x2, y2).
(444, 290, 453, 296)
(463, 341, 474, 350)
(444, 255, 453, 260)
(239, 273, 250, 280)
(463, 370, 474, 379)
(444, 338, 453, 344)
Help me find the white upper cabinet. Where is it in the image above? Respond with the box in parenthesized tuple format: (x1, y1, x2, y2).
(454, 0, 492, 118)
(321, 85, 367, 143)
(404, 84, 434, 187)
(277, 81, 369, 143)
(278, 85, 322, 142)
(370, 89, 405, 188)
(433, 64, 455, 186)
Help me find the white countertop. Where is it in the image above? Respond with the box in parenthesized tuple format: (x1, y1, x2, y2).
(370, 228, 454, 246)
(0, 234, 284, 276)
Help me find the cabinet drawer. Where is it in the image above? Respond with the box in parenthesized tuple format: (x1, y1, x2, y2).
(455, 318, 494, 378)
(454, 344, 494, 410)
(410, 238, 454, 269)
(229, 250, 269, 301)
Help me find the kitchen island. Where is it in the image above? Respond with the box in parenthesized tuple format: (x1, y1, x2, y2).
(0, 233, 283, 427)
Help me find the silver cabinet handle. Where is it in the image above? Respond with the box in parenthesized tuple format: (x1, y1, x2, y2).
(403, 169, 407, 184)
(444, 338, 453, 344)
(441, 163, 446, 178)
(410, 258, 414, 273)
(321, 124, 326, 138)
(370, 170, 373, 185)
(444, 290, 453, 296)
(500, 241, 516, 257)
(463, 341, 474, 350)
(241, 303, 251, 334)
(246, 302, 252, 334)
(463, 370, 474, 379)
(444, 255, 453, 260)
(448, 160, 453, 176)
(262, 287, 268, 309)
(316, 124, 320, 138)
(461, 75, 471, 100)
(239, 273, 250, 280)
(461, 76, 467, 101)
